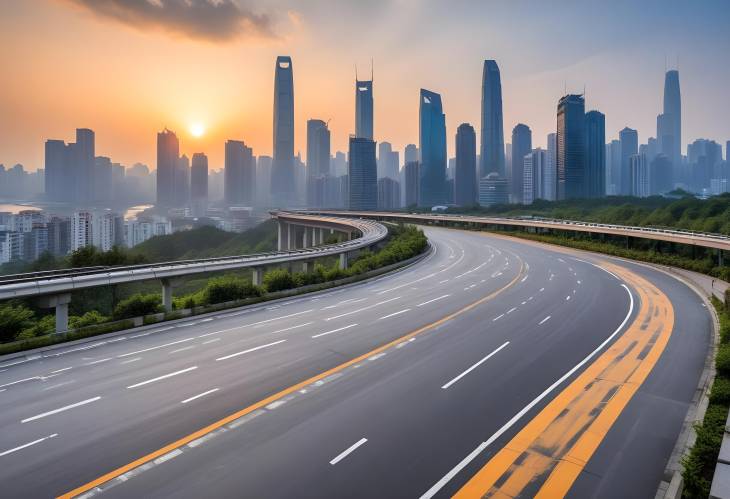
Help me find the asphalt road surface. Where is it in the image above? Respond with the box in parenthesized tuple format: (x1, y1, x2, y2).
(0, 226, 711, 498)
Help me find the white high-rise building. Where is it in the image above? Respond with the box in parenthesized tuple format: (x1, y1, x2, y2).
(524, 148, 548, 205)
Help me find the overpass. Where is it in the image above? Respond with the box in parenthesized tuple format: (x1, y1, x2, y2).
(0, 212, 388, 333)
(314, 210, 730, 258)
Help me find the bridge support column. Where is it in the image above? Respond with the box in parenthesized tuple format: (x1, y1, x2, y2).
(37, 293, 71, 334)
(303, 226, 312, 248)
(252, 268, 264, 286)
(301, 261, 311, 273)
(287, 223, 294, 250)
(317, 228, 325, 245)
(720, 249, 725, 267)
(339, 252, 348, 270)
(277, 222, 286, 251)
(161, 278, 178, 312)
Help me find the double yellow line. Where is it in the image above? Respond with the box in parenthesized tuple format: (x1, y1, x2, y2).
(454, 261, 674, 498)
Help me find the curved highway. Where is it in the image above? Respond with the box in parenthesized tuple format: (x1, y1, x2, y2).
(0, 226, 711, 498)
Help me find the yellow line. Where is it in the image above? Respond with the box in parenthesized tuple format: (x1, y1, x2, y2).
(453, 262, 674, 498)
(58, 260, 526, 498)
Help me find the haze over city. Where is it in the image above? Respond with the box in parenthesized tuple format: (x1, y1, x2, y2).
(1, 0, 728, 171)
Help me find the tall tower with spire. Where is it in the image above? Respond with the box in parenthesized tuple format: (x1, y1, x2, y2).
(271, 56, 295, 206)
(480, 60, 505, 178)
(355, 64, 374, 140)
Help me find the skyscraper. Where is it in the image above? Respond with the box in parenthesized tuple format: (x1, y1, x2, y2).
(619, 127, 638, 195)
(377, 177, 401, 210)
(175, 154, 190, 207)
(74, 128, 95, 205)
(190, 152, 208, 215)
(348, 137, 377, 210)
(404, 161, 420, 207)
(454, 123, 477, 206)
(480, 60, 505, 178)
(306, 119, 331, 177)
(523, 148, 547, 205)
(225, 140, 255, 206)
(419, 89, 447, 206)
(556, 94, 586, 200)
(545, 133, 557, 201)
(606, 139, 621, 195)
(584, 110, 606, 198)
(404, 144, 418, 164)
(630, 154, 649, 197)
(660, 70, 682, 177)
(355, 75, 373, 140)
(272, 56, 295, 205)
(478, 173, 509, 206)
(156, 129, 179, 207)
(510, 124, 532, 203)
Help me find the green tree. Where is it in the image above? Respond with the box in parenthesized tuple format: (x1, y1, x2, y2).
(0, 303, 36, 342)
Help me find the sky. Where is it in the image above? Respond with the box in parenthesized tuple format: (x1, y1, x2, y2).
(0, 0, 729, 172)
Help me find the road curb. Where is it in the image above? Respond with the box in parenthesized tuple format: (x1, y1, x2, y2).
(0, 244, 433, 365)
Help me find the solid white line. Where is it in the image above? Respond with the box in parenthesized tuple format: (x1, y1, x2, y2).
(417, 294, 451, 307)
(21, 397, 101, 423)
(441, 342, 509, 390)
(325, 296, 401, 321)
(126, 367, 198, 389)
(181, 388, 219, 404)
(50, 367, 73, 374)
(378, 309, 411, 320)
(539, 316, 551, 325)
(0, 377, 39, 389)
(215, 340, 286, 361)
(0, 434, 58, 456)
(270, 322, 313, 334)
(117, 337, 194, 358)
(420, 284, 634, 499)
(329, 438, 368, 465)
(311, 324, 358, 339)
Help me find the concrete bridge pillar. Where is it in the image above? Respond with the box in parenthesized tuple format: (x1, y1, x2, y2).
(277, 222, 286, 251)
(303, 226, 312, 247)
(339, 252, 349, 270)
(252, 268, 264, 286)
(161, 278, 181, 312)
(317, 227, 325, 245)
(37, 293, 72, 334)
(287, 223, 294, 250)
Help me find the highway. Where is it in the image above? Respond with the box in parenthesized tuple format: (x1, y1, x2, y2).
(0, 226, 711, 498)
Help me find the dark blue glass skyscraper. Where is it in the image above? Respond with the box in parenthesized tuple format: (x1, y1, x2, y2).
(454, 123, 477, 206)
(480, 60, 505, 178)
(348, 137, 377, 210)
(355, 77, 373, 140)
(510, 124, 532, 203)
(556, 94, 586, 200)
(419, 89, 447, 207)
(585, 110, 606, 198)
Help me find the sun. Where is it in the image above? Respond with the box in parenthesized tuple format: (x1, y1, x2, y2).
(189, 122, 205, 137)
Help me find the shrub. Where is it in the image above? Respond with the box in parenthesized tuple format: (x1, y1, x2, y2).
(69, 310, 108, 329)
(113, 293, 163, 320)
(0, 303, 36, 342)
(682, 404, 729, 498)
(263, 268, 296, 292)
(17, 315, 55, 340)
(716, 344, 730, 376)
(710, 378, 730, 405)
(203, 276, 262, 304)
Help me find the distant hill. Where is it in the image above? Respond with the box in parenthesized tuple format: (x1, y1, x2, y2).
(130, 219, 278, 262)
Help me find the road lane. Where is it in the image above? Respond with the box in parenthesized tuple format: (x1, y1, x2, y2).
(0, 226, 711, 499)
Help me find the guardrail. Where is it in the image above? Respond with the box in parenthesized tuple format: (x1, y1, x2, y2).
(311, 210, 730, 253)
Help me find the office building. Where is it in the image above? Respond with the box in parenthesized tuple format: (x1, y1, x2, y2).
(225, 140, 255, 206)
(190, 153, 208, 215)
(271, 56, 295, 205)
(419, 89, 447, 206)
(348, 137, 377, 210)
(478, 173, 509, 207)
(306, 119, 331, 177)
(545, 133, 557, 201)
(510, 124, 532, 203)
(630, 154, 650, 197)
(404, 161, 420, 207)
(585, 110, 606, 198)
(606, 140, 621, 195)
(156, 129, 180, 207)
(619, 127, 638, 195)
(355, 75, 374, 140)
(378, 142, 399, 180)
(659, 70, 682, 181)
(454, 123, 477, 206)
(377, 177, 401, 210)
(524, 148, 548, 205)
(556, 94, 586, 200)
(44, 128, 95, 206)
(404, 144, 418, 165)
(480, 60, 506, 177)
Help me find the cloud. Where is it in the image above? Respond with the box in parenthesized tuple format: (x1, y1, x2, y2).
(63, 0, 274, 42)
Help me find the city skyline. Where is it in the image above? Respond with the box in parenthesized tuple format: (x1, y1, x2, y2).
(1, 1, 728, 172)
